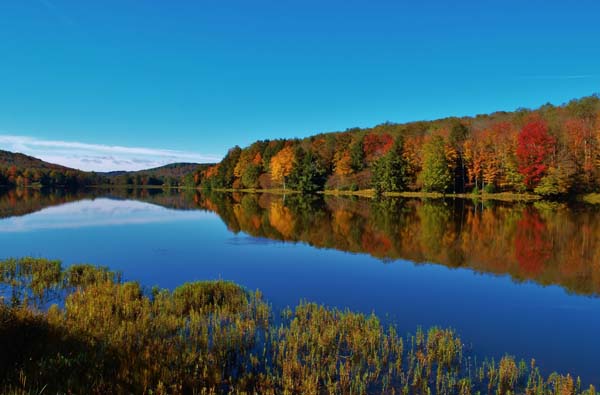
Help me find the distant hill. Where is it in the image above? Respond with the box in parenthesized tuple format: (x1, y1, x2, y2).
(102, 163, 208, 179)
(0, 149, 215, 188)
(0, 150, 75, 172)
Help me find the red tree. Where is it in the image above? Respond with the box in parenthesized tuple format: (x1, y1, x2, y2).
(516, 118, 555, 189)
(363, 133, 394, 162)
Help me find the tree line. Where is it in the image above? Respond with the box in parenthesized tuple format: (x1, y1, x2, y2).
(0, 166, 104, 188)
(199, 95, 600, 197)
(0, 163, 212, 189)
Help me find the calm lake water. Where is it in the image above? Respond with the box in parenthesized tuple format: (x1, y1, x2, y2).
(1, 188, 599, 385)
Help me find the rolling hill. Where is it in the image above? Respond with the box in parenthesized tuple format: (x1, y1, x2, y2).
(0, 149, 213, 188)
(0, 150, 75, 172)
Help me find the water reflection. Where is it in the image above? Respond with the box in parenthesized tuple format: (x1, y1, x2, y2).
(1, 188, 600, 384)
(1, 188, 599, 297)
(198, 192, 600, 297)
(0, 198, 210, 232)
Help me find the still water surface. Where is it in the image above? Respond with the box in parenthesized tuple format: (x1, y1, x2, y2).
(1, 189, 599, 384)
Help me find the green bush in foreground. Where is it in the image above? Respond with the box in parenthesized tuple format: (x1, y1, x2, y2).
(0, 258, 596, 395)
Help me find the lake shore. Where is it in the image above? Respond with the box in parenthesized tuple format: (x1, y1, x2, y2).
(1, 258, 597, 394)
(210, 187, 558, 202)
(5, 184, 600, 204)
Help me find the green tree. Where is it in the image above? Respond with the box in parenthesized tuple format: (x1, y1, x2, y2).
(213, 146, 242, 188)
(371, 137, 407, 194)
(241, 164, 261, 189)
(288, 148, 326, 192)
(421, 135, 452, 193)
(449, 120, 469, 192)
(350, 137, 365, 172)
(534, 163, 576, 197)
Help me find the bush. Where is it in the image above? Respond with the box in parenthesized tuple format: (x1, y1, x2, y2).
(484, 183, 496, 194)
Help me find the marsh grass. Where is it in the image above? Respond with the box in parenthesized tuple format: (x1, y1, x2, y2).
(582, 193, 600, 204)
(0, 258, 596, 395)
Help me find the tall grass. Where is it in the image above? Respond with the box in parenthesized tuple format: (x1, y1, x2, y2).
(0, 258, 596, 395)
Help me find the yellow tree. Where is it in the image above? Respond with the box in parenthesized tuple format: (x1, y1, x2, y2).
(480, 129, 501, 189)
(270, 146, 295, 189)
(402, 135, 423, 188)
(334, 150, 353, 176)
(234, 150, 253, 179)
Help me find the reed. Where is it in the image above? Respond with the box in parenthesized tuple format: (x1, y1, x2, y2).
(0, 258, 596, 395)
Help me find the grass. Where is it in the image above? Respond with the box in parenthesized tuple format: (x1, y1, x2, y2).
(213, 187, 301, 195)
(0, 257, 596, 395)
(582, 193, 600, 204)
(239, 187, 543, 202)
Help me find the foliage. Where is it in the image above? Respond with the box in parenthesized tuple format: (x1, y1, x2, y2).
(371, 137, 408, 194)
(350, 137, 366, 172)
(288, 148, 326, 192)
(269, 145, 295, 188)
(197, 94, 600, 197)
(240, 163, 262, 188)
(517, 118, 556, 190)
(421, 136, 452, 192)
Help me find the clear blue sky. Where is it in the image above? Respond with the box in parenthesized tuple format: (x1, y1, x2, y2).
(1, 0, 599, 170)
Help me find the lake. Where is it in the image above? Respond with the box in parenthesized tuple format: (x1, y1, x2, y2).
(1, 188, 599, 385)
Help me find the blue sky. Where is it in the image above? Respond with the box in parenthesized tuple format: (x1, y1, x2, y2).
(1, 0, 599, 171)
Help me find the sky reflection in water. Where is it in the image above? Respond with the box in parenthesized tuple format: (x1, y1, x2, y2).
(0, 193, 598, 385)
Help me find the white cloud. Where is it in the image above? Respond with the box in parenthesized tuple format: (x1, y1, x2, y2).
(0, 135, 220, 172)
(0, 198, 212, 232)
(522, 74, 597, 80)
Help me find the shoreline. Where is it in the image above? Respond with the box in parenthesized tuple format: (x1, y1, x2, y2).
(210, 187, 569, 202)
(3, 184, 600, 204)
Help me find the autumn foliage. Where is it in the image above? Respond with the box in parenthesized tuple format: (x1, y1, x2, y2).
(198, 95, 600, 196)
(270, 145, 295, 187)
(517, 118, 556, 189)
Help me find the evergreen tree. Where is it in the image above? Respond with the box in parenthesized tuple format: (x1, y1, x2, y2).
(371, 137, 407, 194)
(350, 138, 365, 172)
(288, 148, 326, 193)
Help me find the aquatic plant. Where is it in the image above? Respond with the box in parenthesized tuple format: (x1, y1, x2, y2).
(0, 258, 597, 395)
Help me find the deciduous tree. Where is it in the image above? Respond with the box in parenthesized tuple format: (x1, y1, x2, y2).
(517, 118, 556, 189)
(421, 136, 452, 193)
(270, 146, 295, 189)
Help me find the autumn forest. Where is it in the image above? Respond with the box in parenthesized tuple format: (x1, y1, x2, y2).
(197, 95, 600, 198)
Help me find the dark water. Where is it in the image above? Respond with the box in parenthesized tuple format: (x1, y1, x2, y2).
(1, 188, 599, 384)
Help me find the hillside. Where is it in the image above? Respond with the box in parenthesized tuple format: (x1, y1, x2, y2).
(0, 150, 213, 188)
(104, 163, 206, 179)
(0, 150, 74, 172)
(200, 94, 600, 197)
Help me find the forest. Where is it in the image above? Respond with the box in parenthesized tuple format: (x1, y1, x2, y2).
(3, 95, 599, 196)
(199, 95, 600, 197)
(0, 257, 596, 395)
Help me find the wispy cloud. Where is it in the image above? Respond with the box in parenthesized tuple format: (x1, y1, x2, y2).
(0, 198, 211, 233)
(521, 74, 597, 80)
(0, 135, 220, 172)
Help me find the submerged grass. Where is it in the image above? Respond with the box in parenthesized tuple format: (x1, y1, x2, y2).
(0, 258, 596, 395)
(582, 193, 600, 204)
